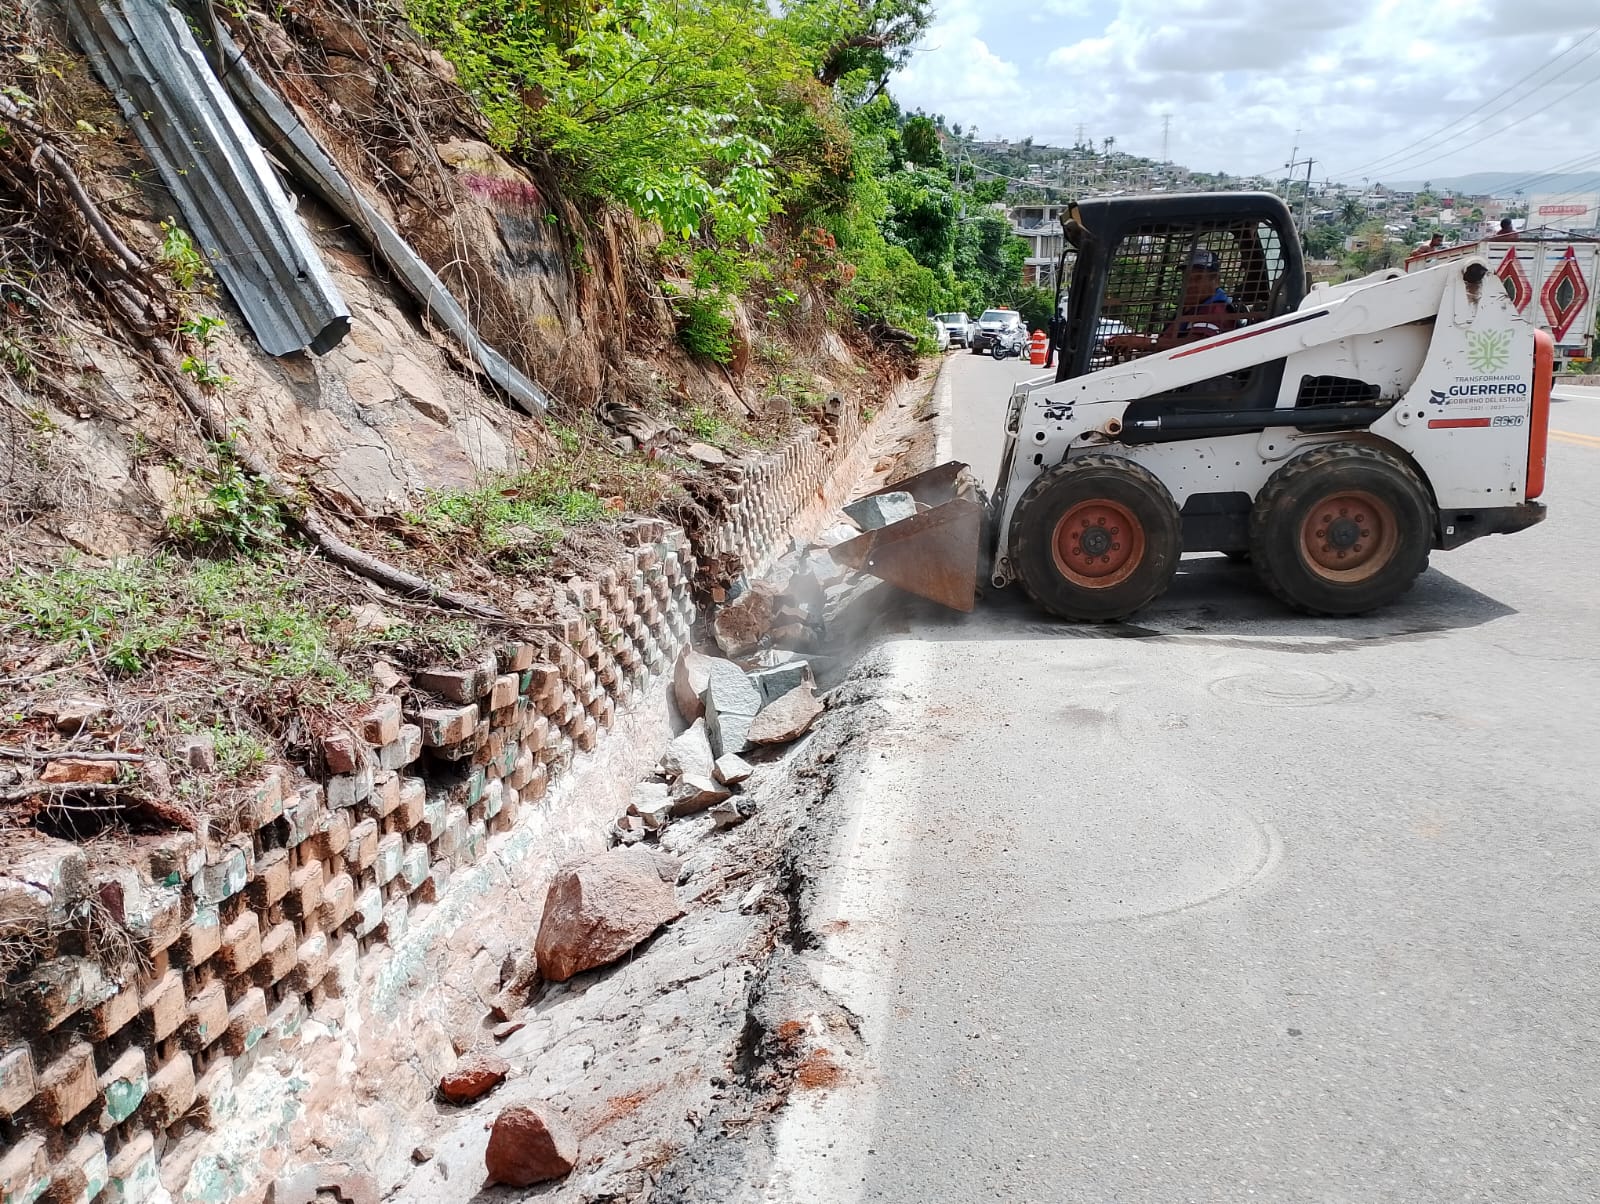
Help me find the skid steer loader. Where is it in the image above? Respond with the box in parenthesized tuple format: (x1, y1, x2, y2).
(834, 192, 1552, 621)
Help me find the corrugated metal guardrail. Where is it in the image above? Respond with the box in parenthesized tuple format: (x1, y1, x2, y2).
(65, 0, 554, 415)
(64, 0, 351, 356)
(203, 17, 553, 414)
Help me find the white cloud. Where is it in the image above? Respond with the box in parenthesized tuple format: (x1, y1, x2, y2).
(891, 0, 1600, 185)
(895, 0, 1023, 108)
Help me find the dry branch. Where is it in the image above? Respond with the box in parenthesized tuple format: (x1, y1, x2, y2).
(0, 746, 145, 763)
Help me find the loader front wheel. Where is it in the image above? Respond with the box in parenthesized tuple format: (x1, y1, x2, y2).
(1010, 455, 1181, 622)
(1249, 444, 1432, 616)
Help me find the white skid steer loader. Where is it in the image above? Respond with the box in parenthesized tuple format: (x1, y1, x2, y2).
(834, 192, 1552, 621)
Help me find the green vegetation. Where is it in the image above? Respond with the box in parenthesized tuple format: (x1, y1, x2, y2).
(0, 554, 360, 694)
(177, 313, 227, 346)
(674, 292, 737, 364)
(404, 0, 1028, 346)
(157, 219, 208, 291)
(177, 355, 229, 389)
(685, 404, 747, 448)
(166, 440, 287, 554)
(416, 469, 608, 560)
(405, 431, 694, 569)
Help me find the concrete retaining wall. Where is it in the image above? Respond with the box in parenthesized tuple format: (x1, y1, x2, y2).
(0, 395, 885, 1203)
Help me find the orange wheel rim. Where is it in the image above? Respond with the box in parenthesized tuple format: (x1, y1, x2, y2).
(1299, 490, 1398, 583)
(1051, 500, 1145, 588)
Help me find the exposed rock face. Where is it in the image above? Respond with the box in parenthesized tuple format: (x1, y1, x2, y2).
(484, 1104, 578, 1186)
(438, 1053, 509, 1104)
(534, 848, 684, 982)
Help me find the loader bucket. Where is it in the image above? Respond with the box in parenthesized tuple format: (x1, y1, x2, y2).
(831, 462, 987, 613)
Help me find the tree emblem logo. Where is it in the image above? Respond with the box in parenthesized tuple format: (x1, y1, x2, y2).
(1465, 329, 1512, 374)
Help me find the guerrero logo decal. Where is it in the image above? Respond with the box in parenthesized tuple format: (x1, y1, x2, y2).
(1465, 329, 1512, 374)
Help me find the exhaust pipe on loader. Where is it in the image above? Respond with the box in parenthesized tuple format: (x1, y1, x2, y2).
(830, 462, 989, 613)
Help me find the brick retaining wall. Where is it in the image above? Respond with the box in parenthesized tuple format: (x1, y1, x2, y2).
(0, 394, 886, 1202)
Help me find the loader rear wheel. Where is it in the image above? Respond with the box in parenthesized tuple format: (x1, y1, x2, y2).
(1010, 455, 1181, 622)
(1249, 444, 1432, 616)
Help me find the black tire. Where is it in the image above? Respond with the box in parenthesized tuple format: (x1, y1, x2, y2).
(1249, 444, 1433, 616)
(991, 342, 1006, 359)
(1009, 455, 1182, 622)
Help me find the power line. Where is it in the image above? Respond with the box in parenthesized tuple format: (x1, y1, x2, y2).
(1332, 28, 1600, 180)
(1380, 65, 1600, 182)
(1490, 148, 1600, 202)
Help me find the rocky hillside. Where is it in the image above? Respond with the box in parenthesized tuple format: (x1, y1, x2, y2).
(0, 0, 921, 839)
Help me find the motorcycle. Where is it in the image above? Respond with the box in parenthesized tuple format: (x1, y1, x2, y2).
(989, 327, 1027, 359)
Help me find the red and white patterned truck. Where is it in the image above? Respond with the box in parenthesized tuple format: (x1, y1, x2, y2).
(1408, 236, 1600, 375)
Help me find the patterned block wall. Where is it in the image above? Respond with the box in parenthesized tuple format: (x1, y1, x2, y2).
(0, 400, 878, 1203)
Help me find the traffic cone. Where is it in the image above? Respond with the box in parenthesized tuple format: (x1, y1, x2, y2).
(1029, 329, 1048, 366)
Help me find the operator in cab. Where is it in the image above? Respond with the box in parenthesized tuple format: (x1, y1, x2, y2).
(1105, 248, 1236, 358)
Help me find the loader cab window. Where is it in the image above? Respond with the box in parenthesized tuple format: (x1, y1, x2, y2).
(1094, 219, 1287, 370)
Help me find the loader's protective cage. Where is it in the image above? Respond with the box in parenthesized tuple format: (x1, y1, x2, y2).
(1056, 193, 1306, 385)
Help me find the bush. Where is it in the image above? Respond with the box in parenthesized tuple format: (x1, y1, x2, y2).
(675, 294, 736, 364)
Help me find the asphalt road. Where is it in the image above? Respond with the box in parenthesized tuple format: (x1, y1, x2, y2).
(771, 353, 1600, 1202)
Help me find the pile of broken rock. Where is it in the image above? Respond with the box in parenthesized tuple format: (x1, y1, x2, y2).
(615, 488, 922, 847)
(615, 645, 824, 845)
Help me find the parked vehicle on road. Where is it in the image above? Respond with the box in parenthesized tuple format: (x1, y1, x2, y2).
(937, 312, 973, 348)
(970, 308, 1023, 354)
(989, 326, 1028, 359)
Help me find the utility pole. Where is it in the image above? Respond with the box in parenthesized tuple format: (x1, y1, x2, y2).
(952, 140, 965, 220)
(1284, 152, 1314, 230)
(1161, 114, 1171, 166)
(1282, 129, 1300, 200)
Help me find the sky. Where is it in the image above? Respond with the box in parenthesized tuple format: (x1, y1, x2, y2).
(890, 0, 1600, 189)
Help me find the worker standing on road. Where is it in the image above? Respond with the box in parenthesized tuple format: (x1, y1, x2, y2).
(1046, 295, 1068, 369)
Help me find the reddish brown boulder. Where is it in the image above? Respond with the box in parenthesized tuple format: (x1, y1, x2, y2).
(712, 587, 774, 657)
(40, 758, 117, 785)
(439, 1053, 509, 1104)
(485, 1104, 578, 1186)
(534, 848, 683, 982)
(747, 684, 824, 746)
(672, 650, 714, 723)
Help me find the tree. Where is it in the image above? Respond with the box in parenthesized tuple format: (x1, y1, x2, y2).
(953, 211, 1027, 309)
(883, 167, 956, 270)
(901, 115, 943, 168)
(1338, 197, 1363, 226)
(808, 0, 934, 90)
(969, 178, 1007, 205)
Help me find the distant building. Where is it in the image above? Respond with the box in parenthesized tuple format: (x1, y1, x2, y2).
(1007, 202, 1069, 288)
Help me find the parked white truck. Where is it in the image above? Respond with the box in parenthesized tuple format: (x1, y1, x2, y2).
(1408, 235, 1600, 375)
